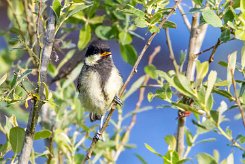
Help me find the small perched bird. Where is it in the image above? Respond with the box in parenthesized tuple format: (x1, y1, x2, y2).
(77, 40, 123, 139)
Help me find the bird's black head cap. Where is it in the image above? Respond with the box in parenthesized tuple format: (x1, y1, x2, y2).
(85, 40, 111, 57)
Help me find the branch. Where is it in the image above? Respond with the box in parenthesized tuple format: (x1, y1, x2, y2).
(18, 2, 56, 163)
(83, 1, 182, 162)
(113, 46, 160, 161)
(230, 69, 245, 127)
(176, 9, 208, 158)
(165, 28, 179, 73)
(195, 38, 235, 62)
(178, 4, 191, 31)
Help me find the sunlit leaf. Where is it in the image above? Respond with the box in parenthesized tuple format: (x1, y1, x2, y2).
(52, 0, 62, 18)
(197, 153, 218, 164)
(144, 143, 162, 157)
(123, 75, 145, 100)
(0, 73, 7, 86)
(196, 60, 209, 87)
(78, 25, 91, 50)
(165, 135, 176, 151)
(205, 71, 217, 106)
(202, 8, 222, 27)
(34, 130, 52, 140)
(119, 31, 132, 45)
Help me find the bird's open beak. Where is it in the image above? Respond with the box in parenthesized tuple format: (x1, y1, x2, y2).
(100, 51, 111, 57)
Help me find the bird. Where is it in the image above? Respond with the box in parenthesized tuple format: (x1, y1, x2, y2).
(77, 40, 123, 139)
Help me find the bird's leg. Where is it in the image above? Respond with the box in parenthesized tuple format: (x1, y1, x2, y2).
(94, 115, 105, 141)
(113, 95, 123, 106)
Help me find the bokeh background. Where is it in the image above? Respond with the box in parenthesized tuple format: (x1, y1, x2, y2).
(0, 0, 244, 163)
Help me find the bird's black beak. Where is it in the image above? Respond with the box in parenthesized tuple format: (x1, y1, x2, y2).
(100, 51, 111, 57)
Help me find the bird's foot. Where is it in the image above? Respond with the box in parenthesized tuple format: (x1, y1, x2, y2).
(113, 95, 123, 106)
(94, 130, 104, 141)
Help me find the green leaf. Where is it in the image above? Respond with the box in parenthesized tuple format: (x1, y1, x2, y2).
(185, 129, 193, 146)
(221, 153, 234, 164)
(162, 21, 177, 29)
(135, 154, 148, 164)
(88, 15, 105, 24)
(195, 138, 216, 145)
(34, 130, 52, 140)
(212, 88, 234, 101)
(122, 4, 145, 17)
(78, 25, 91, 50)
(164, 135, 176, 151)
(220, 29, 230, 42)
(193, 0, 203, 5)
(205, 71, 217, 106)
(52, 0, 62, 18)
(196, 60, 209, 87)
(67, 3, 92, 19)
(176, 74, 196, 97)
(235, 28, 245, 40)
(95, 25, 115, 40)
(227, 51, 237, 89)
(144, 143, 162, 157)
(9, 127, 25, 154)
(163, 151, 179, 164)
(150, 12, 162, 24)
(144, 65, 157, 79)
(123, 75, 145, 100)
(134, 17, 148, 28)
(0, 73, 7, 86)
(213, 149, 219, 162)
(172, 102, 201, 114)
(147, 92, 154, 102)
(120, 44, 138, 66)
(62, 63, 83, 88)
(197, 153, 218, 164)
(236, 135, 245, 143)
(239, 82, 245, 97)
(119, 31, 132, 45)
(202, 8, 222, 27)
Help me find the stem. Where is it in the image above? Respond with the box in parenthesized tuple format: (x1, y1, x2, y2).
(178, 4, 191, 31)
(18, 3, 56, 163)
(230, 69, 245, 127)
(165, 28, 179, 73)
(113, 46, 160, 161)
(83, 1, 182, 162)
(176, 7, 208, 158)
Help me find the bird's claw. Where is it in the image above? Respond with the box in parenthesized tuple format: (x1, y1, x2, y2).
(113, 95, 123, 106)
(94, 130, 104, 141)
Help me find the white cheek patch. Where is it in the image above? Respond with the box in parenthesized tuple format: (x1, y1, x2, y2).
(85, 54, 101, 66)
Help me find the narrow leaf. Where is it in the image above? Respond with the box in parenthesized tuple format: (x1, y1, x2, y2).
(205, 71, 217, 106)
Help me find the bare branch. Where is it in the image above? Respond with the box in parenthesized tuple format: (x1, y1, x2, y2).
(165, 28, 179, 73)
(18, 2, 56, 163)
(178, 4, 191, 31)
(83, 1, 182, 162)
(113, 46, 161, 161)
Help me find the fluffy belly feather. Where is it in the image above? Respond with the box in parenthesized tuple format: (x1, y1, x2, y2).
(78, 67, 123, 115)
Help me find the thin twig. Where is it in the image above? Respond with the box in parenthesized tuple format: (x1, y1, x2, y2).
(230, 69, 245, 127)
(178, 4, 191, 31)
(18, 2, 56, 163)
(113, 46, 161, 161)
(83, 1, 182, 162)
(195, 38, 235, 57)
(165, 28, 179, 73)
